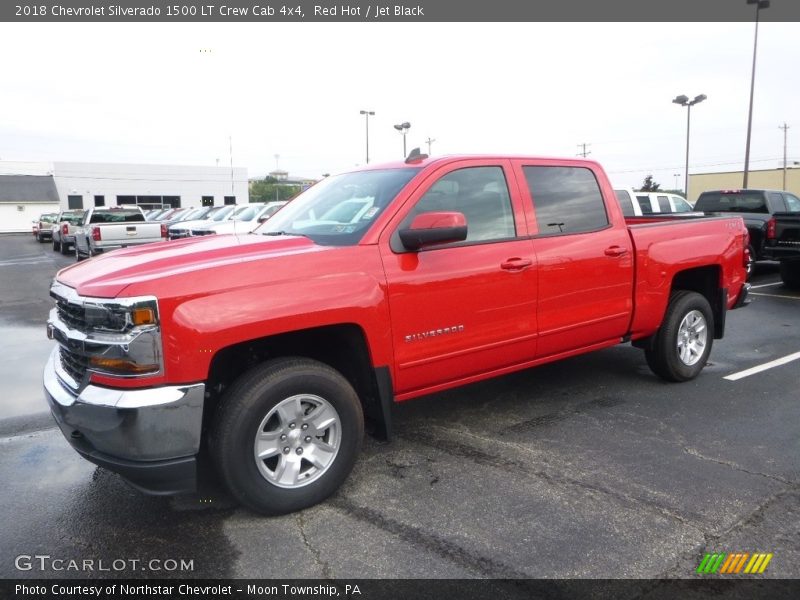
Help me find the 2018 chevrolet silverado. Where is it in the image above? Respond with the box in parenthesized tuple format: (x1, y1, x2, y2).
(44, 154, 751, 515)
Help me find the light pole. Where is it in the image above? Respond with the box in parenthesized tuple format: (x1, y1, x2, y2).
(743, 0, 770, 188)
(672, 94, 707, 199)
(359, 110, 374, 164)
(393, 122, 411, 158)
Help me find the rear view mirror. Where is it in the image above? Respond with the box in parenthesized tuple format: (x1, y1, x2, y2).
(399, 211, 467, 251)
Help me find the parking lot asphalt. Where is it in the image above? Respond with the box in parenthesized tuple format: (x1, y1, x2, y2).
(0, 232, 798, 582)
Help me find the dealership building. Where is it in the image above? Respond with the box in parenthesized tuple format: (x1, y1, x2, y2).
(688, 166, 800, 202)
(0, 160, 249, 233)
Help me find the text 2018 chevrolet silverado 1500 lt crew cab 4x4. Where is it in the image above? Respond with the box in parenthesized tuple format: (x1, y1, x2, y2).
(44, 154, 751, 515)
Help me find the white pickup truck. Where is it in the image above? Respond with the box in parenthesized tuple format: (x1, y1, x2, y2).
(74, 207, 166, 261)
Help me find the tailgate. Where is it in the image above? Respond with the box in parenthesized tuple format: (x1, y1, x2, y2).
(94, 223, 161, 242)
(773, 213, 800, 248)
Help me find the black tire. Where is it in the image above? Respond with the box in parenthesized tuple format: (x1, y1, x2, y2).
(60, 242, 70, 255)
(645, 290, 714, 382)
(36, 233, 44, 243)
(75, 244, 85, 262)
(52, 239, 61, 252)
(780, 261, 800, 290)
(745, 244, 755, 280)
(209, 357, 364, 515)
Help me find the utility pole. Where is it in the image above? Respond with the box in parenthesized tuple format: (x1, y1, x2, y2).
(425, 137, 436, 155)
(780, 122, 790, 190)
(229, 136, 234, 195)
(576, 143, 591, 158)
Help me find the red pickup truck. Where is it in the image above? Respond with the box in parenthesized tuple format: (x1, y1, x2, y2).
(44, 154, 750, 515)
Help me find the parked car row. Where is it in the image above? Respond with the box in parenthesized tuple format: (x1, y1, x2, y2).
(33, 201, 291, 259)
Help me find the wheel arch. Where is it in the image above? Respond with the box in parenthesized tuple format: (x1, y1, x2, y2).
(670, 265, 726, 339)
(205, 324, 393, 441)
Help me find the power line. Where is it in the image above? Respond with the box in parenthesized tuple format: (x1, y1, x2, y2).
(576, 143, 591, 158)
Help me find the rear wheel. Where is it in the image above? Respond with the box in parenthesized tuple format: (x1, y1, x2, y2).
(209, 357, 364, 515)
(53, 239, 61, 252)
(645, 291, 714, 382)
(60, 242, 70, 255)
(780, 261, 800, 290)
(745, 244, 755, 279)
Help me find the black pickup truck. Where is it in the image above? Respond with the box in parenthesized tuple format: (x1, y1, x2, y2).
(694, 189, 800, 277)
(763, 210, 800, 288)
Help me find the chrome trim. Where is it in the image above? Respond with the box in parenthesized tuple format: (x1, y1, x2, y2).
(44, 347, 204, 460)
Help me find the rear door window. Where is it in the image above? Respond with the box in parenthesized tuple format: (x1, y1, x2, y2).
(523, 166, 609, 235)
(656, 195, 671, 213)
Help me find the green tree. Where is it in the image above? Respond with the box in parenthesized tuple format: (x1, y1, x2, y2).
(249, 178, 301, 202)
(641, 175, 661, 192)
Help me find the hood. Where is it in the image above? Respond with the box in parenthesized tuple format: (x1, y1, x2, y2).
(56, 234, 322, 297)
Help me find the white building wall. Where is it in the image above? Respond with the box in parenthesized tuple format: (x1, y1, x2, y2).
(51, 162, 249, 209)
(0, 203, 60, 233)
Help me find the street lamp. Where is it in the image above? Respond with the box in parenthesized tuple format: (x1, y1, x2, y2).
(359, 110, 375, 164)
(743, 0, 770, 188)
(672, 94, 707, 198)
(393, 122, 411, 157)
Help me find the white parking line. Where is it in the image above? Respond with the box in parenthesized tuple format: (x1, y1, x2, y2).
(750, 282, 783, 289)
(750, 292, 800, 301)
(724, 351, 800, 381)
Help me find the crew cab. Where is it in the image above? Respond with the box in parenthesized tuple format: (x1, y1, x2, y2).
(73, 207, 166, 260)
(44, 154, 750, 516)
(761, 192, 800, 288)
(51, 209, 86, 255)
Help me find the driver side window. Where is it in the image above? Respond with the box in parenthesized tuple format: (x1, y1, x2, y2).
(410, 166, 516, 243)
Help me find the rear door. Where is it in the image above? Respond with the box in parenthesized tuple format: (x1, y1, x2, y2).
(379, 159, 538, 396)
(513, 161, 634, 358)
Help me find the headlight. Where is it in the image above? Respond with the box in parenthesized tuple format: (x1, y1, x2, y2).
(83, 299, 159, 333)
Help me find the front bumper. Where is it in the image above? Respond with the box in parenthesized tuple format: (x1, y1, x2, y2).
(44, 347, 204, 494)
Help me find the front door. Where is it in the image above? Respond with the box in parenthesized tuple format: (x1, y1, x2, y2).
(379, 160, 538, 397)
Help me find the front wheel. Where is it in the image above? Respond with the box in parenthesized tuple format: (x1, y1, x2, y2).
(209, 357, 364, 515)
(645, 290, 714, 382)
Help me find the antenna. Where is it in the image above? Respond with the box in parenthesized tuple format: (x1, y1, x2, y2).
(405, 147, 428, 164)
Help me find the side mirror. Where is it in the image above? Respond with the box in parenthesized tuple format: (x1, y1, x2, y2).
(258, 216, 269, 224)
(399, 211, 467, 251)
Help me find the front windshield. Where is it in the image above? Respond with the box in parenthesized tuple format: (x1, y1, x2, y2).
(258, 168, 420, 245)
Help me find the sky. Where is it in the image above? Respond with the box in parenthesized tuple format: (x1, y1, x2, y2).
(0, 22, 798, 190)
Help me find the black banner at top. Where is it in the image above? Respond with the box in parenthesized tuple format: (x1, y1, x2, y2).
(3, 0, 800, 22)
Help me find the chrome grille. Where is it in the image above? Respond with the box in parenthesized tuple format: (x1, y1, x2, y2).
(59, 347, 88, 384)
(56, 298, 86, 331)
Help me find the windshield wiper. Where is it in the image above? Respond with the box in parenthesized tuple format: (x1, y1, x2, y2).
(260, 231, 310, 239)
